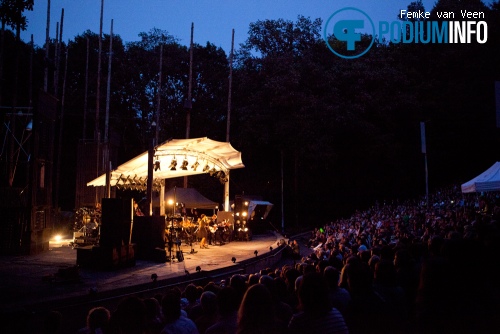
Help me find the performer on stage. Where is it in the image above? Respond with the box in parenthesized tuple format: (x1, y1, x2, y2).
(134, 200, 144, 216)
(197, 214, 209, 249)
(208, 219, 216, 245)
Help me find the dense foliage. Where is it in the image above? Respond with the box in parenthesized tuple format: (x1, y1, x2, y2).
(1, 0, 499, 229)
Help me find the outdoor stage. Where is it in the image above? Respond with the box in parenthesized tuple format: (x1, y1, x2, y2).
(0, 230, 287, 312)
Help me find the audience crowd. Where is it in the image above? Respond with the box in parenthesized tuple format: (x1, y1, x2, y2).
(42, 186, 500, 333)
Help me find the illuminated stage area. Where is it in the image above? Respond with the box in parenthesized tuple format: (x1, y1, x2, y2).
(0, 231, 287, 312)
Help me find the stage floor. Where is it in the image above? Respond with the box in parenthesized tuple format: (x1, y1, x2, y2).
(0, 231, 288, 311)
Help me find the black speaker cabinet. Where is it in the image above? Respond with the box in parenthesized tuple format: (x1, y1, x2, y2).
(100, 198, 133, 248)
(131, 215, 166, 259)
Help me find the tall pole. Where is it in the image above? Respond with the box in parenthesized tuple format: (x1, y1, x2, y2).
(226, 29, 234, 143)
(420, 122, 429, 207)
(185, 22, 193, 139)
(184, 23, 194, 188)
(53, 22, 58, 95)
(95, 0, 104, 141)
(55, 48, 68, 210)
(281, 150, 285, 234)
(44, 0, 50, 92)
(95, 0, 104, 206)
(54, 8, 64, 96)
(83, 37, 89, 139)
(224, 29, 234, 212)
(156, 43, 163, 144)
(147, 122, 157, 216)
(104, 19, 113, 198)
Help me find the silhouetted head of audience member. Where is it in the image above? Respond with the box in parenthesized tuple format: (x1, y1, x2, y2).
(86, 307, 110, 334)
(237, 283, 275, 334)
(111, 296, 147, 334)
(217, 286, 239, 317)
(298, 272, 331, 315)
(162, 288, 182, 324)
(323, 265, 341, 289)
(200, 291, 218, 316)
(374, 259, 398, 287)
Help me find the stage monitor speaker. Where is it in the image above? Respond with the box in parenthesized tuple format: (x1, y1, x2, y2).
(100, 198, 133, 248)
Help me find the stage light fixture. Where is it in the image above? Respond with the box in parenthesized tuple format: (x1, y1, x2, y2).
(203, 164, 210, 172)
(154, 159, 161, 172)
(191, 161, 200, 171)
(219, 171, 228, 183)
(254, 250, 258, 257)
(231, 257, 236, 263)
(151, 273, 158, 282)
(180, 158, 188, 170)
(270, 246, 273, 252)
(209, 167, 217, 176)
(169, 158, 177, 171)
(196, 266, 201, 273)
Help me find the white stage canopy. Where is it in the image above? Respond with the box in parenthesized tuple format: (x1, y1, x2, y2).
(87, 137, 244, 191)
(461, 161, 500, 193)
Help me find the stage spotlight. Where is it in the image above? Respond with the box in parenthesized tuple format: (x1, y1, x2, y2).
(180, 159, 188, 170)
(151, 273, 158, 282)
(169, 158, 177, 170)
(254, 250, 258, 257)
(231, 257, 236, 263)
(196, 266, 201, 273)
(191, 161, 200, 171)
(270, 246, 273, 252)
(209, 167, 217, 176)
(203, 164, 210, 172)
(154, 159, 161, 171)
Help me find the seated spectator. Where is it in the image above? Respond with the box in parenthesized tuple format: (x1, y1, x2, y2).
(237, 283, 280, 334)
(194, 291, 218, 334)
(160, 289, 199, 334)
(291, 239, 301, 259)
(288, 272, 348, 334)
(144, 298, 163, 334)
(109, 296, 147, 334)
(323, 266, 351, 317)
(183, 283, 201, 320)
(77, 307, 110, 334)
(205, 287, 239, 334)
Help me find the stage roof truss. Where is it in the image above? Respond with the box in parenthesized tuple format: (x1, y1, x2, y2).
(87, 137, 244, 189)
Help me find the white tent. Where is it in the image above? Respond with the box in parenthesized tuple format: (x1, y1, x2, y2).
(87, 137, 244, 190)
(461, 162, 500, 193)
(248, 200, 274, 220)
(153, 187, 218, 209)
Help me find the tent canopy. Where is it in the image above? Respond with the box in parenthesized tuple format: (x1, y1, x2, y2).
(248, 200, 274, 220)
(87, 137, 244, 191)
(153, 187, 218, 209)
(461, 162, 500, 193)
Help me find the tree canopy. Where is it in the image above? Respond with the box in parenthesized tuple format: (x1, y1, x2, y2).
(1, 1, 499, 226)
